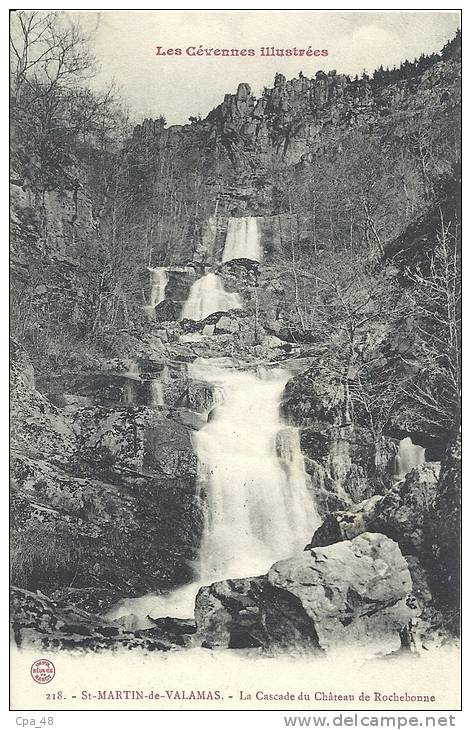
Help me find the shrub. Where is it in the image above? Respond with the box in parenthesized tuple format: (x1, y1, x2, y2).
(10, 523, 83, 592)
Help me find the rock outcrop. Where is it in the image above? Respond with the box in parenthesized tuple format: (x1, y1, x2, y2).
(195, 533, 413, 654)
(281, 365, 399, 514)
(306, 462, 460, 648)
(310, 463, 440, 558)
(10, 339, 77, 463)
(175, 380, 223, 413)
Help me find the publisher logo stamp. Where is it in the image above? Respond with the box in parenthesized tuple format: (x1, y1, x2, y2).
(31, 658, 55, 684)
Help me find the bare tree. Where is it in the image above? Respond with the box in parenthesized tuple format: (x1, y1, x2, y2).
(302, 252, 411, 454)
(10, 11, 100, 187)
(402, 213, 461, 431)
(10, 11, 94, 103)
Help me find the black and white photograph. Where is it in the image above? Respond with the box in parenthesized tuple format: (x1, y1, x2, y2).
(9, 8, 462, 713)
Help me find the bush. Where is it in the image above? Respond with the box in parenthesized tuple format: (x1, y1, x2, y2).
(10, 523, 83, 592)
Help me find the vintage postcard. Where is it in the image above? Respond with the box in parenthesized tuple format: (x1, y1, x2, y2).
(9, 8, 461, 714)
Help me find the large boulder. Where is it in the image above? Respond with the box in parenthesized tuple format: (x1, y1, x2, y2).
(154, 299, 180, 322)
(215, 316, 240, 334)
(281, 366, 342, 427)
(310, 463, 440, 558)
(219, 258, 260, 287)
(195, 533, 413, 654)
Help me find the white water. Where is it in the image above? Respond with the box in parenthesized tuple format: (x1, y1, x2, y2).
(192, 359, 319, 583)
(150, 380, 165, 406)
(394, 436, 426, 479)
(123, 361, 140, 404)
(181, 272, 242, 321)
(222, 216, 262, 263)
(144, 267, 168, 317)
(276, 426, 319, 540)
(107, 359, 319, 625)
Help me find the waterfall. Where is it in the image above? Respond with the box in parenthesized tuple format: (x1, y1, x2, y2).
(276, 426, 321, 535)
(181, 273, 242, 321)
(126, 360, 139, 378)
(106, 359, 319, 625)
(394, 436, 426, 479)
(222, 217, 262, 263)
(123, 360, 139, 404)
(107, 220, 318, 626)
(192, 359, 319, 583)
(144, 267, 168, 317)
(150, 380, 164, 406)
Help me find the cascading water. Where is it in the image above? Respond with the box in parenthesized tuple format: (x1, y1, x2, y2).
(107, 358, 319, 625)
(276, 426, 319, 538)
(222, 216, 262, 263)
(150, 380, 165, 406)
(192, 359, 319, 583)
(107, 219, 318, 626)
(127, 360, 139, 377)
(123, 360, 140, 404)
(181, 272, 242, 321)
(143, 266, 168, 317)
(394, 436, 426, 479)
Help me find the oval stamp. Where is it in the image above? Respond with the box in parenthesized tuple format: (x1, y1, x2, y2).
(31, 658, 55, 684)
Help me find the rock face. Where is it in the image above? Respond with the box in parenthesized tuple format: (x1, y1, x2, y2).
(175, 380, 222, 413)
(10, 339, 77, 463)
(310, 463, 440, 559)
(133, 44, 460, 184)
(281, 365, 399, 515)
(195, 533, 413, 654)
(10, 341, 203, 613)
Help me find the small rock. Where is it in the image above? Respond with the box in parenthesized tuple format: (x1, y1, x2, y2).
(262, 335, 284, 349)
(115, 613, 140, 630)
(154, 329, 169, 343)
(215, 316, 239, 334)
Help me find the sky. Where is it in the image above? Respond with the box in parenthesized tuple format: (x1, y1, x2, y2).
(76, 10, 460, 125)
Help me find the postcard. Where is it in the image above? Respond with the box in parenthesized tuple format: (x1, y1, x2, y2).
(9, 8, 462, 714)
